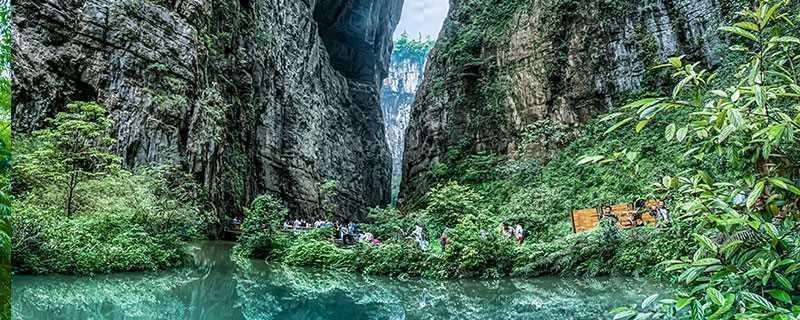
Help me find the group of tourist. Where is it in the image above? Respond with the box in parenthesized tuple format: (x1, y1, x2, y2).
(410, 222, 528, 251)
(600, 200, 671, 227)
(281, 219, 334, 231)
(500, 223, 527, 245)
(337, 221, 381, 245)
(279, 219, 384, 245)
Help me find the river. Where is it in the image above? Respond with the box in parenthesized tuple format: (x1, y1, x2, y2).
(13, 241, 664, 319)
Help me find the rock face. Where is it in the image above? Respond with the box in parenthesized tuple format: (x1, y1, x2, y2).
(400, 0, 727, 207)
(13, 0, 402, 220)
(380, 39, 430, 203)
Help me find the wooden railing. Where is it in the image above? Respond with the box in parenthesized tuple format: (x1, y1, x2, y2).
(571, 201, 659, 233)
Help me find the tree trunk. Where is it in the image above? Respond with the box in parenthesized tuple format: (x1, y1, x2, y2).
(66, 172, 78, 217)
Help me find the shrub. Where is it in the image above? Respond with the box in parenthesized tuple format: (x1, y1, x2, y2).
(422, 182, 485, 234)
(500, 184, 571, 242)
(352, 241, 430, 277)
(281, 240, 352, 270)
(12, 170, 202, 274)
(439, 214, 515, 278)
(513, 229, 615, 277)
(363, 206, 413, 241)
(233, 193, 288, 259)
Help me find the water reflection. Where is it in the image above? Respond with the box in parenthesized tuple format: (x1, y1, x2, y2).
(14, 242, 663, 320)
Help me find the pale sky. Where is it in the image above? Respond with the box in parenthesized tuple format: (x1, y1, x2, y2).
(394, 0, 449, 40)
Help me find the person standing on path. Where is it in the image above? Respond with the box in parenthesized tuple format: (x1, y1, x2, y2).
(514, 224, 525, 245)
(413, 224, 427, 250)
(439, 229, 449, 251)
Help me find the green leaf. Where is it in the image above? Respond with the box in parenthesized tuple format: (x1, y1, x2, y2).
(706, 287, 725, 306)
(668, 57, 683, 68)
(665, 123, 677, 141)
(741, 292, 775, 311)
(769, 178, 800, 195)
(673, 77, 691, 99)
(747, 181, 765, 208)
(641, 294, 659, 309)
(785, 263, 800, 274)
(775, 273, 792, 290)
(625, 151, 639, 162)
(770, 36, 800, 45)
(577, 155, 605, 165)
(605, 117, 634, 135)
(767, 290, 791, 304)
(754, 84, 765, 107)
(676, 127, 689, 142)
(676, 297, 694, 310)
(693, 257, 721, 266)
(710, 90, 728, 98)
(635, 119, 651, 133)
(613, 310, 637, 320)
(720, 240, 742, 258)
(693, 234, 718, 252)
(633, 313, 653, 320)
(717, 125, 736, 143)
(720, 26, 758, 42)
(600, 112, 625, 123)
(731, 90, 741, 102)
(623, 98, 662, 111)
(665, 263, 688, 272)
(734, 21, 759, 32)
(762, 1, 783, 28)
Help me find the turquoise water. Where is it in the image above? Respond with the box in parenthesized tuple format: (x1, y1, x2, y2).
(13, 241, 663, 319)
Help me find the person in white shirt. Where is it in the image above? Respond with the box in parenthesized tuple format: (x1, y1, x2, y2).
(657, 201, 671, 224)
(412, 224, 428, 250)
(514, 224, 525, 245)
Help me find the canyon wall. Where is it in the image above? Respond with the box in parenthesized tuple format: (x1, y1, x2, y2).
(400, 0, 731, 207)
(13, 0, 402, 220)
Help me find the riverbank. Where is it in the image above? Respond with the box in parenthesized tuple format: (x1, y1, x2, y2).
(243, 222, 691, 281)
(233, 192, 694, 280)
(13, 241, 666, 320)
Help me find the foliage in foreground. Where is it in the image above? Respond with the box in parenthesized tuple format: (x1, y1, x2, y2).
(604, 1, 800, 318)
(13, 105, 206, 274)
(0, 0, 11, 316)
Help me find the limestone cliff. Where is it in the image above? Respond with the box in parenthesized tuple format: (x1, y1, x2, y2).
(400, 0, 731, 207)
(13, 0, 402, 220)
(380, 37, 431, 203)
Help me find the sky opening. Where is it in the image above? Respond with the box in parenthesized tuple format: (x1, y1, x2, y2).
(394, 0, 449, 40)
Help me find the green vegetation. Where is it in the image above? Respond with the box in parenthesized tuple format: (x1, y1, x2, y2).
(235, 10, 798, 316)
(393, 32, 435, 60)
(20, 102, 119, 216)
(607, 1, 800, 318)
(11, 0, 800, 318)
(235, 179, 689, 280)
(13, 105, 206, 274)
(0, 1, 11, 317)
(232, 193, 287, 259)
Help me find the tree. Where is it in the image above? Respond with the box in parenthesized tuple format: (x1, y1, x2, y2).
(235, 193, 288, 259)
(605, 1, 800, 318)
(423, 182, 484, 235)
(24, 102, 120, 216)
